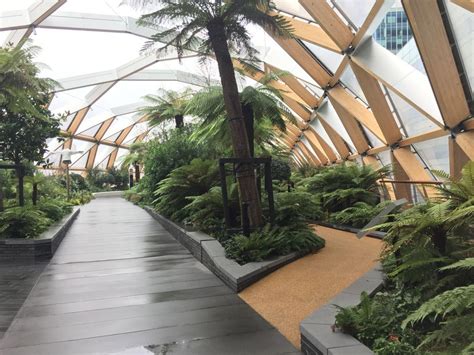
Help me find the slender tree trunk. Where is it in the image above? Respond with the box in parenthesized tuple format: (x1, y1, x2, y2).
(16, 163, 24, 207)
(175, 114, 184, 129)
(0, 189, 4, 212)
(207, 20, 263, 228)
(32, 183, 38, 205)
(134, 162, 140, 182)
(241, 103, 254, 158)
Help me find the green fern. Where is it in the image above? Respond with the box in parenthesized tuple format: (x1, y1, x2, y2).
(403, 285, 474, 326)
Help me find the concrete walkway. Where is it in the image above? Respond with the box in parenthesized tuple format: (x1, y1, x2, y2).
(0, 196, 298, 355)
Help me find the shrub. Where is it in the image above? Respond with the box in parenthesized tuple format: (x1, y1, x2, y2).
(303, 163, 389, 213)
(271, 158, 291, 181)
(37, 201, 67, 221)
(141, 127, 214, 194)
(0, 207, 51, 239)
(273, 191, 323, 225)
(224, 224, 325, 265)
(153, 159, 220, 221)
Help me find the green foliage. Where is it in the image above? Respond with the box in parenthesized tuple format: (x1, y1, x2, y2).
(186, 83, 296, 154)
(335, 289, 422, 350)
(271, 158, 291, 181)
(330, 201, 392, 229)
(184, 186, 226, 235)
(153, 159, 219, 221)
(86, 167, 128, 192)
(302, 163, 389, 213)
(0, 207, 51, 239)
(335, 162, 474, 354)
(372, 338, 418, 355)
(224, 224, 325, 265)
(140, 89, 192, 128)
(37, 200, 72, 221)
(273, 191, 323, 225)
(141, 127, 213, 197)
(0, 45, 62, 167)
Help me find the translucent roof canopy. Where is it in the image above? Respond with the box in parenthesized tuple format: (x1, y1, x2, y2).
(0, 0, 472, 188)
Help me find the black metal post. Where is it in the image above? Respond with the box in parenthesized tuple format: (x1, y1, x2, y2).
(264, 160, 275, 225)
(241, 202, 250, 237)
(219, 160, 232, 229)
(17, 164, 25, 207)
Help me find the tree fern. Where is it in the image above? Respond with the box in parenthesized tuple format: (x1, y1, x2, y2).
(403, 285, 474, 326)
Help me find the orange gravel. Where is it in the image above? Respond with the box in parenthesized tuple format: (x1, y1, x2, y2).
(238, 225, 382, 348)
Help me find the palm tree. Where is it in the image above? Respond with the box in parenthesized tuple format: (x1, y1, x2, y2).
(186, 80, 296, 156)
(128, 0, 293, 228)
(140, 89, 192, 129)
(121, 142, 148, 182)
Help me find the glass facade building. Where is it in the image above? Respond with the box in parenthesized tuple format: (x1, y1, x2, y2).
(373, 7, 413, 53)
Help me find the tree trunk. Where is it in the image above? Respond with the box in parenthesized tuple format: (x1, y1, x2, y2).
(32, 183, 38, 205)
(175, 114, 184, 129)
(16, 163, 24, 207)
(241, 103, 254, 158)
(134, 162, 140, 182)
(432, 228, 447, 255)
(207, 20, 263, 228)
(0, 189, 4, 212)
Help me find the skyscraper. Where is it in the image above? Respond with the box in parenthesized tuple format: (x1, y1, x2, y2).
(373, 7, 413, 54)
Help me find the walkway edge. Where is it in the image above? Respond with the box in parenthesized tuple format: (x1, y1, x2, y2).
(0, 207, 80, 259)
(143, 206, 302, 292)
(300, 265, 385, 355)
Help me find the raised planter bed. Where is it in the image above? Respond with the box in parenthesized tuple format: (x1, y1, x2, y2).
(144, 206, 302, 292)
(0, 207, 80, 259)
(300, 265, 385, 355)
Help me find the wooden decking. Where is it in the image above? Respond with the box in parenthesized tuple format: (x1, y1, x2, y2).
(0, 196, 298, 355)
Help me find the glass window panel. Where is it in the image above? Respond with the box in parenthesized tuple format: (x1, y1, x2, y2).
(303, 41, 344, 73)
(446, 0, 474, 93)
(340, 66, 367, 103)
(413, 136, 449, 175)
(386, 87, 440, 136)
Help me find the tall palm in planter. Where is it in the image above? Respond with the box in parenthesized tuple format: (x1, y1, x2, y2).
(129, 0, 293, 227)
(140, 89, 192, 129)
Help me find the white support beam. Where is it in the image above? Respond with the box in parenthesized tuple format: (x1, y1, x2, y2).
(2, 0, 66, 46)
(351, 38, 444, 127)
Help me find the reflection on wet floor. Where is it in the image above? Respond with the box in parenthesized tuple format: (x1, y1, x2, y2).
(0, 259, 47, 339)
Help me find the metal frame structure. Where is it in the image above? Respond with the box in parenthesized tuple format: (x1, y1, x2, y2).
(0, 0, 472, 194)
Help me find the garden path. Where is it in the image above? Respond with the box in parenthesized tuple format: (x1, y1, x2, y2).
(239, 225, 382, 347)
(0, 195, 299, 355)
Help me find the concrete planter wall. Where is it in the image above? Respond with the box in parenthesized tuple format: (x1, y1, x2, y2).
(300, 265, 385, 355)
(0, 207, 80, 259)
(144, 206, 302, 292)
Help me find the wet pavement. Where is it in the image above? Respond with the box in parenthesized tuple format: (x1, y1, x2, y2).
(0, 196, 299, 354)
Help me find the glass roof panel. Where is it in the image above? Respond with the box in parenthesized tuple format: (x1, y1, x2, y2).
(31, 29, 147, 79)
(55, 0, 138, 17)
(115, 148, 129, 167)
(49, 87, 91, 115)
(273, 0, 314, 22)
(310, 119, 340, 160)
(95, 145, 115, 167)
(0, 1, 36, 12)
(334, 0, 376, 28)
